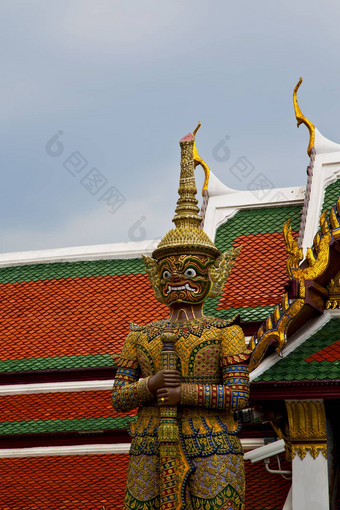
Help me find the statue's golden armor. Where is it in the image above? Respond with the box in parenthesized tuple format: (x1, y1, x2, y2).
(112, 318, 249, 509)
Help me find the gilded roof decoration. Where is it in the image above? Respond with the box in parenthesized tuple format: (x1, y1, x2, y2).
(249, 194, 340, 371)
(293, 77, 315, 156)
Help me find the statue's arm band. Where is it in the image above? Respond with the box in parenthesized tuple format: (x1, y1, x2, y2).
(112, 371, 153, 412)
(180, 383, 233, 410)
(180, 365, 249, 411)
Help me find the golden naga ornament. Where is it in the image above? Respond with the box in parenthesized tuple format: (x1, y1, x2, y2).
(249, 193, 340, 371)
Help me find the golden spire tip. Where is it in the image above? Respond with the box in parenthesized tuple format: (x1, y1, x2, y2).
(193, 122, 201, 136)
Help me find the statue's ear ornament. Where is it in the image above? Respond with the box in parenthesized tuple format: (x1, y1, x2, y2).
(142, 254, 164, 303)
(208, 247, 241, 298)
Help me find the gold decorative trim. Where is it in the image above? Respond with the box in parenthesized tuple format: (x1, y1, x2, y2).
(291, 444, 327, 460)
(285, 401, 327, 460)
(283, 211, 333, 299)
(249, 198, 340, 370)
(248, 292, 304, 369)
(326, 270, 340, 309)
(293, 77, 315, 156)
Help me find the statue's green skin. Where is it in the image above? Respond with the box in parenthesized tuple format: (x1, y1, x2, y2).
(148, 254, 214, 405)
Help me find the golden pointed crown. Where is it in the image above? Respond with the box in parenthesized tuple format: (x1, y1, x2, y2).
(152, 125, 220, 260)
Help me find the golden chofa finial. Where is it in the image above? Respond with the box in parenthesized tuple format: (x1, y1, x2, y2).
(293, 77, 315, 156)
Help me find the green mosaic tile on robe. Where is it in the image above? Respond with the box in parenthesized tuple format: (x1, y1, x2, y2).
(0, 415, 137, 435)
(0, 354, 113, 373)
(254, 318, 340, 382)
(0, 258, 146, 285)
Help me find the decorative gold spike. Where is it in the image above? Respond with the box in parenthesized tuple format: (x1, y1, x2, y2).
(266, 315, 273, 331)
(320, 211, 329, 235)
(257, 325, 264, 338)
(248, 336, 256, 350)
(330, 208, 340, 230)
(306, 247, 316, 266)
(293, 77, 315, 157)
(283, 219, 303, 277)
(313, 232, 321, 251)
(337, 196, 340, 216)
(282, 292, 289, 312)
(273, 304, 281, 326)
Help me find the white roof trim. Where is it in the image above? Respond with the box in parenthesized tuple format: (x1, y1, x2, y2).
(314, 127, 340, 155)
(300, 129, 340, 254)
(204, 179, 305, 242)
(0, 239, 161, 268)
(0, 438, 264, 458)
(0, 379, 115, 396)
(250, 309, 340, 381)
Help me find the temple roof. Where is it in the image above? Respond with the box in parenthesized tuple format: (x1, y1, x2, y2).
(0, 452, 290, 510)
(252, 314, 340, 384)
(205, 204, 301, 322)
(0, 391, 136, 436)
(0, 259, 166, 373)
(2, 94, 340, 508)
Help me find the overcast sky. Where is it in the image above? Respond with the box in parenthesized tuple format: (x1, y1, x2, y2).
(1, 0, 340, 253)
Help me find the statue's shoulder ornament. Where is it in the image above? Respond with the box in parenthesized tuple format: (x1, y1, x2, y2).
(129, 315, 239, 342)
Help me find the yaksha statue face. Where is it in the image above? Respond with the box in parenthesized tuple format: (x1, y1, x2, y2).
(158, 254, 213, 305)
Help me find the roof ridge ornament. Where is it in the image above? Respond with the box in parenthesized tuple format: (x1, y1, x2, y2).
(293, 77, 315, 156)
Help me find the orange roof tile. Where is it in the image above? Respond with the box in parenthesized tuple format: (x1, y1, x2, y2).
(0, 453, 291, 509)
(0, 454, 129, 509)
(0, 274, 167, 362)
(0, 391, 136, 423)
(219, 232, 293, 310)
(245, 455, 291, 509)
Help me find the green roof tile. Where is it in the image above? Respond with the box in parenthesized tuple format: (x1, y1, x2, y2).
(322, 180, 340, 212)
(255, 318, 340, 382)
(0, 416, 137, 435)
(0, 354, 113, 373)
(203, 302, 275, 322)
(0, 258, 146, 285)
(214, 205, 301, 252)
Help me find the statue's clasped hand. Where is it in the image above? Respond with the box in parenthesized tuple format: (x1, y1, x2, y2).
(147, 369, 181, 406)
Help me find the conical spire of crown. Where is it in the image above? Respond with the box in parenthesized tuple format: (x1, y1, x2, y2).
(172, 132, 202, 229)
(152, 126, 220, 261)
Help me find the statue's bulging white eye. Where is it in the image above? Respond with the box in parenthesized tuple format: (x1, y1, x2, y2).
(184, 268, 196, 278)
(162, 270, 171, 280)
